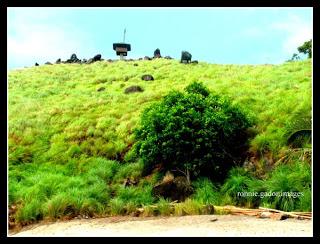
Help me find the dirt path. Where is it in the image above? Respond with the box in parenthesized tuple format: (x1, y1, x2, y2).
(9, 215, 312, 237)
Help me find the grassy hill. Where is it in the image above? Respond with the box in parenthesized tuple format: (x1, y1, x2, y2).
(8, 58, 312, 226)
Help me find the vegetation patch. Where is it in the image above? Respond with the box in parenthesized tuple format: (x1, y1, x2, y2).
(8, 59, 311, 226)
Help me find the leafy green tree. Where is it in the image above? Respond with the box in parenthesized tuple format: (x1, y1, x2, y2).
(297, 39, 312, 58)
(134, 82, 253, 182)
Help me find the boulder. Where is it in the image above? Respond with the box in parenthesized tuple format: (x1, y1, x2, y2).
(93, 54, 101, 61)
(70, 53, 77, 60)
(66, 53, 81, 63)
(191, 60, 198, 64)
(154, 48, 161, 58)
(45, 62, 52, 65)
(124, 85, 144, 94)
(35, 62, 39, 66)
(144, 56, 152, 60)
(287, 129, 311, 148)
(164, 56, 173, 59)
(55, 58, 61, 64)
(152, 176, 194, 202)
(181, 51, 192, 63)
(81, 59, 87, 64)
(141, 74, 154, 81)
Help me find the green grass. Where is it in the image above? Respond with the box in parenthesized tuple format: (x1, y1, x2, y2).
(8, 59, 312, 224)
(192, 178, 221, 205)
(260, 161, 311, 211)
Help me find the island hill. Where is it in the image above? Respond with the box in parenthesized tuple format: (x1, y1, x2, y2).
(8, 55, 311, 228)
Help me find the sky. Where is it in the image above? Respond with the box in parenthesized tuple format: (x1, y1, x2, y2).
(7, 7, 312, 70)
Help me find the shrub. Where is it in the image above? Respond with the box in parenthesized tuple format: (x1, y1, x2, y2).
(192, 178, 221, 205)
(173, 199, 203, 216)
(261, 161, 311, 211)
(109, 198, 126, 216)
(134, 82, 253, 182)
(157, 198, 172, 216)
(220, 167, 256, 207)
(15, 199, 44, 223)
(115, 185, 154, 206)
(113, 161, 143, 183)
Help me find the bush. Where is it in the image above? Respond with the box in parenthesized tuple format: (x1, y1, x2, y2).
(157, 198, 172, 216)
(115, 185, 154, 206)
(134, 82, 253, 182)
(220, 167, 257, 207)
(192, 178, 221, 205)
(261, 161, 311, 211)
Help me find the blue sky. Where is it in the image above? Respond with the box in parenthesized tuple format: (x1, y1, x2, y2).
(8, 7, 312, 70)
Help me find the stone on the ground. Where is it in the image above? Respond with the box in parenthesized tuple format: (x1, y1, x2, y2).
(124, 85, 144, 94)
(141, 74, 154, 81)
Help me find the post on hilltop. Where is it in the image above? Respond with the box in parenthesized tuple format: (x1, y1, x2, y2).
(113, 28, 131, 61)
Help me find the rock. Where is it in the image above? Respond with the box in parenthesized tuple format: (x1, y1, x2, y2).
(287, 129, 311, 148)
(152, 176, 194, 202)
(124, 85, 144, 94)
(66, 53, 81, 63)
(191, 60, 198, 64)
(181, 51, 192, 63)
(45, 62, 52, 65)
(141, 74, 154, 81)
(81, 59, 87, 64)
(107, 59, 113, 62)
(144, 56, 152, 60)
(97, 87, 105, 92)
(154, 48, 161, 58)
(35, 63, 39, 66)
(55, 58, 61, 64)
(93, 54, 101, 61)
(164, 56, 173, 59)
(138, 58, 143, 60)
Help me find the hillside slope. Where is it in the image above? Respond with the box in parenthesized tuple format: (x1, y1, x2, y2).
(8, 59, 312, 225)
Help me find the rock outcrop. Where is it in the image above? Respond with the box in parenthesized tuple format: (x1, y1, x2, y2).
(152, 176, 194, 202)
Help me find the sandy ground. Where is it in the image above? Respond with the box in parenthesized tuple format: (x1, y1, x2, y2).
(9, 215, 312, 237)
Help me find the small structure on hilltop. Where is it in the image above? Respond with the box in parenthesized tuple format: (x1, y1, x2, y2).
(113, 28, 131, 60)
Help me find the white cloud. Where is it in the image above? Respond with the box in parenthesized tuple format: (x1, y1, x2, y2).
(7, 8, 96, 69)
(270, 14, 312, 55)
